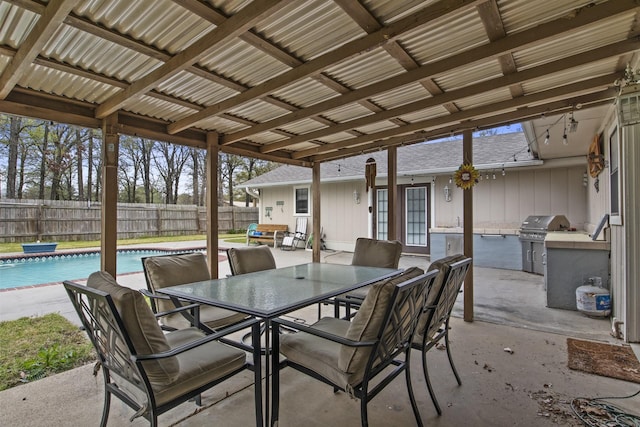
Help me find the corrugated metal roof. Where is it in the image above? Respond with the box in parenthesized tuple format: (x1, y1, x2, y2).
(0, 0, 636, 165)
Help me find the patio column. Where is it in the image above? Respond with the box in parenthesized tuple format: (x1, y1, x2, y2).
(312, 161, 321, 262)
(100, 113, 118, 276)
(206, 132, 220, 278)
(463, 129, 474, 322)
(387, 146, 398, 241)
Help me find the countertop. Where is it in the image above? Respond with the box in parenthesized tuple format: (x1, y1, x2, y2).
(544, 231, 610, 250)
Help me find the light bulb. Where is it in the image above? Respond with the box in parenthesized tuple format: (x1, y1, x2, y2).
(562, 134, 568, 145)
(544, 130, 550, 145)
(502, 168, 506, 176)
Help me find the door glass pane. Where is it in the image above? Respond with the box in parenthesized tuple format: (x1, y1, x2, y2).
(406, 187, 426, 246)
(377, 189, 388, 240)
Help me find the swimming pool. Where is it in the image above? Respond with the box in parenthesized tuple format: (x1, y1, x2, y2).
(0, 249, 202, 290)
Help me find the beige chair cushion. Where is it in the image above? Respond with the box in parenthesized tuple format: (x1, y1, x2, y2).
(279, 317, 351, 389)
(227, 245, 276, 275)
(86, 271, 179, 386)
(281, 267, 424, 389)
(144, 253, 248, 329)
(338, 266, 424, 379)
(155, 327, 246, 406)
(414, 254, 467, 340)
(351, 238, 402, 269)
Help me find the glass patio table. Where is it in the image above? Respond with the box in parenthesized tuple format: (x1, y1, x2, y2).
(159, 262, 400, 426)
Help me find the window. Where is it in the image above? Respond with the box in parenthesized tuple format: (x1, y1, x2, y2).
(405, 187, 427, 246)
(609, 127, 622, 225)
(376, 189, 388, 240)
(294, 186, 310, 215)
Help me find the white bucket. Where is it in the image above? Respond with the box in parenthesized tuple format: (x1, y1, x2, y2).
(576, 278, 611, 317)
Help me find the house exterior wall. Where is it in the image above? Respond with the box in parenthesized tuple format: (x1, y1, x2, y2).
(256, 180, 367, 251)
(432, 166, 588, 231)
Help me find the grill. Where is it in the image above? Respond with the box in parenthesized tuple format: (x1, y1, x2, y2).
(520, 215, 569, 274)
(519, 215, 570, 241)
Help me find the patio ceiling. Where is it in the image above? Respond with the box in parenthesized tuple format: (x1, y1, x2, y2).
(0, 0, 638, 167)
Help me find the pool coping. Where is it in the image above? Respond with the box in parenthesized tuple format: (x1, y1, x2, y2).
(0, 246, 217, 292)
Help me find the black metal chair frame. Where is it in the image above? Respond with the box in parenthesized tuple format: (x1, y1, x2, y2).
(64, 280, 263, 427)
(272, 270, 438, 427)
(413, 257, 472, 415)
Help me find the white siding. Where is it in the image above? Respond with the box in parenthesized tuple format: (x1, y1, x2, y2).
(433, 166, 587, 231)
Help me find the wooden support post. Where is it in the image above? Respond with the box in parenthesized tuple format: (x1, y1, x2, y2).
(387, 146, 398, 241)
(463, 129, 474, 322)
(206, 132, 219, 278)
(100, 114, 118, 277)
(312, 162, 321, 263)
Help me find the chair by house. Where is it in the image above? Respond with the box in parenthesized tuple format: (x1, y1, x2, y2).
(142, 252, 247, 332)
(280, 217, 308, 250)
(272, 267, 438, 427)
(412, 255, 472, 415)
(64, 271, 262, 427)
(330, 237, 403, 319)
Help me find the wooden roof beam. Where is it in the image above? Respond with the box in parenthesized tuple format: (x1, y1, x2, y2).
(313, 95, 615, 163)
(260, 38, 638, 153)
(0, 0, 79, 99)
(477, 0, 523, 97)
(95, 0, 287, 119)
(167, 0, 480, 134)
(223, 0, 637, 146)
(295, 74, 618, 159)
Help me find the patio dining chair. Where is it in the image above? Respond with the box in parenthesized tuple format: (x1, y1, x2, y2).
(142, 252, 248, 332)
(280, 217, 308, 250)
(412, 255, 472, 415)
(64, 271, 262, 427)
(272, 266, 437, 427)
(329, 237, 403, 319)
(227, 245, 277, 276)
(226, 245, 304, 340)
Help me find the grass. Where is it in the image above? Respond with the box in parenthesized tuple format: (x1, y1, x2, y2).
(0, 313, 95, 391)
(0, 233, 250, 254)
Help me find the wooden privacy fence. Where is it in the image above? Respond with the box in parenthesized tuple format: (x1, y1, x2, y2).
(0, 199, 258, 243)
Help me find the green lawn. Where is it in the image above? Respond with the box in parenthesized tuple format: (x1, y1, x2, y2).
(0, 314, 95, 391)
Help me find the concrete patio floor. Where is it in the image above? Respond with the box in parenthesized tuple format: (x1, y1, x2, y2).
(1, 242, 639, 426)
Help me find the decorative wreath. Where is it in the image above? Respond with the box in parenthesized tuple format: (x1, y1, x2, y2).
(453, 163, 480, 190)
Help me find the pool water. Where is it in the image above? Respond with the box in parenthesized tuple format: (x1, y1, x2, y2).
(0, 249, 198, 290)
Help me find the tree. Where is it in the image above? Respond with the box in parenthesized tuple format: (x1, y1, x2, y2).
(118, 135, 144, 203)
(47, 124, 76, 200)
(5, 116, 20, 198)
(235, 157, 276, 206)
(76, 128, 84, 200)
(154, 141, 189, 204)
(138, 138, 155, 203)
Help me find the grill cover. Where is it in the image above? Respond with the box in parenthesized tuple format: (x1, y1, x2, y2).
(520, 215, 570, 232)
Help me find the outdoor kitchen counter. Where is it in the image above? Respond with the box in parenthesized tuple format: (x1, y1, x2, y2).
(544, 231, 610, 310)
(430, 227, 520, 270)
(544, 231, 610, 250)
